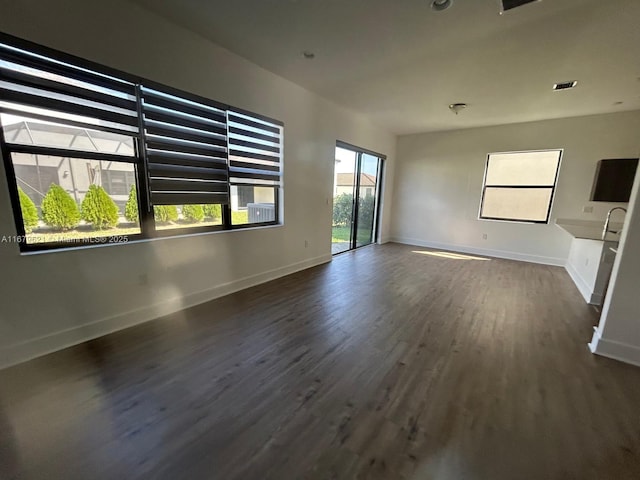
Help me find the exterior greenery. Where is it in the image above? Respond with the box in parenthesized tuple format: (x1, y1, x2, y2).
(125, 185, 139, 224)
(41, 184, 80, 231)
(332, 193, 375, 228)
(154, 205, 179, 223)
(182, 204, 204, 223)
(81, 185, 119, 229)
(332, 193, 354, 227)
(17, 186, 39, 233)
(203, 204, 222, 219)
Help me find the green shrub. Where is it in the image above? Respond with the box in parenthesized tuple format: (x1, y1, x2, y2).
(203, 204, 222, 219)
(182, 204, 204, 223)
(154, 205, 179, 223)
(17, 187, 39, 233)
(41, 184, 80, 231)
(81, 185, 119, 230)
(125, 185, 139, 224)
(332, 193, 353, 227)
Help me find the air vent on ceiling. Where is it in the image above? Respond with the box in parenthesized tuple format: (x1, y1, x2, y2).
(553, 81, 578, 91)
(500, 0, 540, 13)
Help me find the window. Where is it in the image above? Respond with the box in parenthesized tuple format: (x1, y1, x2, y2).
(227, 111, 282, 226)
(479, 150, 562, 223)
(0, 33, 283, 251)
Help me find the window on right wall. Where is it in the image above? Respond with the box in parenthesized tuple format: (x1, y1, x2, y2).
(479, 149, 562, 224)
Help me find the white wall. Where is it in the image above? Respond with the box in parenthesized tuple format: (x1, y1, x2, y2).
(391, 111, 640, 265)
(590, 166, 640, 366)
(0, 0, 396, 368)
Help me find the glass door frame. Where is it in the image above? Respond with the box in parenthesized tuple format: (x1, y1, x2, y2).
(333, 140, 385, 254)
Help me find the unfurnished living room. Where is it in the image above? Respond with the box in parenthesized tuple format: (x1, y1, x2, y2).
(1, 0, 640, 479)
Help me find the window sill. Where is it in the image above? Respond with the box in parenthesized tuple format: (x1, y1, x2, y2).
(16, 222, 284, 256)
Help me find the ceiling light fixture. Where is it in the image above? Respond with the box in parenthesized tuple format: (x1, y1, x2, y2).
(302, 51, 315, 59)
(431, 0, 453, 12)
(449, 103, 467, 115)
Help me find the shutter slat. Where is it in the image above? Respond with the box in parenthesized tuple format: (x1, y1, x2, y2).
(229, 137, 279, 154)
(0, 47, 133, 94)
(0, 85, 139, 129)
(148, 151, 227, 170)
(0, 69, 136, 111)
(149, 178, 228, 194)
(142, 89, 226, 124)
(146, 121, 225, 145)
(228, 125, 279, 143)
(229, 148, 280, 163)
(227, 111, 282, 189)
(152, 192, 228, 205)
(142, 85, 230, 205)
(146, 138, 225, 159)
(144, 106, 226, 135)
(227, 112, 280, 135)
(229, 159, 280, 172)
(148, 163, 228, 182)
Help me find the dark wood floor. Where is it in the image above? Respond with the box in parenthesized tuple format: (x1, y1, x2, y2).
(1, 243, 640, 480)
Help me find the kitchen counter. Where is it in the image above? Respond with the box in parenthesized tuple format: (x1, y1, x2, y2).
(556, 218, 622, 242)
(557, 218, 620, 305)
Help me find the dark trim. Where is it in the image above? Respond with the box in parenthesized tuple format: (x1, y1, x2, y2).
(351, 151, 362, 250)
(230, 221, 279, 230)
(134, 84, 154, 238)
(336, 140, 387, 160)
(478, 216, 549, 224)
(0, 112, 27, 244)
(5, 143, 137, 163)
(332, 142, 384, 255)
(483, 184, 556, 189)
(152, 223, 226, 238)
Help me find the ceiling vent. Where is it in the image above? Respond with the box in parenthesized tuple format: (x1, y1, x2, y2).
(553, 81, 578, 91)
(500, 0, 540, 13)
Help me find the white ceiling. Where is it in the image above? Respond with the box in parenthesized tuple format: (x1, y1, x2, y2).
(132, 0, 640, 135)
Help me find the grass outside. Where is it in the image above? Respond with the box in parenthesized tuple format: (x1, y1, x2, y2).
(231, 210, 249, 224)
(332, 225, 374, 245)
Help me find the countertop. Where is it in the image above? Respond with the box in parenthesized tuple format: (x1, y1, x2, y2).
(555, 218, 623, 242)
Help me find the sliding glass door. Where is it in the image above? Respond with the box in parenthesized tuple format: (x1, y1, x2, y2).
(332, 143, 383, 255)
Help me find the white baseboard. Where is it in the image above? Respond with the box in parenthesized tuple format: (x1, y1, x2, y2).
(390, 237, 566, 266)
(589, 329, 640, 367)
(0, 253, 332, 370)
(565, 262, 594, 303)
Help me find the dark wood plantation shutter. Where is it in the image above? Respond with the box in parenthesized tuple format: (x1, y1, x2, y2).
(0, 42, 138, 135)
(227, 110, 282, 187)
(141, 86, 230, 205)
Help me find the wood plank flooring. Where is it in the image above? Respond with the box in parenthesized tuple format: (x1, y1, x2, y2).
(1, 243, 640, 479)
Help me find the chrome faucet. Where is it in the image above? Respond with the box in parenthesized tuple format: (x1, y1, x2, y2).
(602, 207, 627, 240)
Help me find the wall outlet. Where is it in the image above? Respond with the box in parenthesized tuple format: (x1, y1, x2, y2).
(482, 233, 488, 240)
(138, 273, 149, 286)
(304, 240, 309, 248)
(583, 205, 594, 214)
